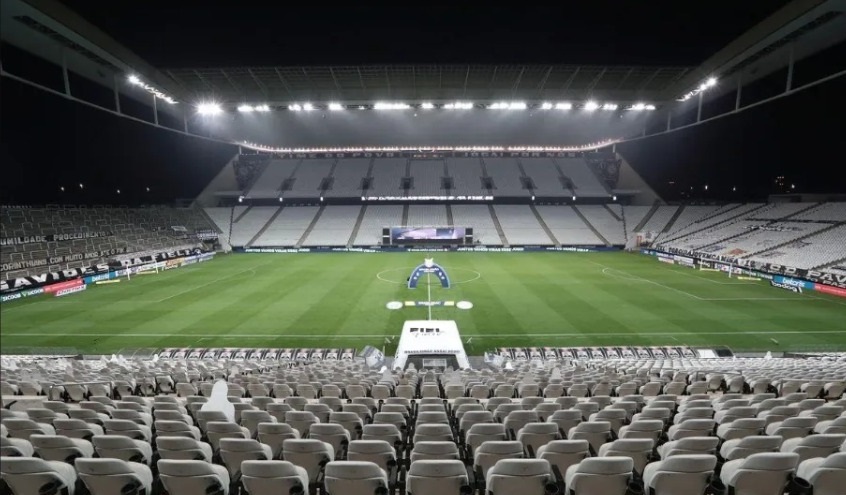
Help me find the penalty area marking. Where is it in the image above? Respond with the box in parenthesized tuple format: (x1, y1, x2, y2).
(376, 266, 481, 285)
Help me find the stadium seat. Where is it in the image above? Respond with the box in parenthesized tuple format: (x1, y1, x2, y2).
(780, 434, 846, 463)
(411, 441, 461, 463)
(323, 461, 389, 495)
(257, 422, 300, 458)
(29, 434, 94, 463)
(657, 436, 719, 459)
(75, 458, 153, 495)
(598, 438, 654, 474)
(92, 435, 153, 465)
(568, 421, 613, 453)
(52, 419, 103, 440)
(642, 454, 717, 495)
(347, 440, 397, 473)
(158, 459, 231, 495)
(796, 452, 846, 495)
(486, 458, 555, 495)
(156, 436, 213, 461)
(473, 440, 524, 478)
(281, 439, 335, 483)
(1, 436, 34, 457)
(564, 457, 633, 495)
(536, 439, 591, 475)
(406, 459, 470, 495)
(2, 418, 56, 440)
(516, 422, 561, 454)
(720, 435, 783, 461)
(719, 453, 800, 495)
(0, 456, 79, 495)
(241, 460, 309, 495)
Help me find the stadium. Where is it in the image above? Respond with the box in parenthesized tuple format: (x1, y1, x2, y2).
(1, 1, 846, 494)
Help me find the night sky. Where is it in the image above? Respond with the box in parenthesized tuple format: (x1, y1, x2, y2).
(60, 0, 790, 67)
(2, 1, 845, 204)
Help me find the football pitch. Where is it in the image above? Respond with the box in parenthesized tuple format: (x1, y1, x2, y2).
(2, 252, 845, 354)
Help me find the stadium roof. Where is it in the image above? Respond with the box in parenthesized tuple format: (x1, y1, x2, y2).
(161, 64, 694, 106)
(1, 0, 844, 109)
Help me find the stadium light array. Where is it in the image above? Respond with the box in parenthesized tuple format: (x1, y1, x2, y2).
(289, 104, 303, 111)
(420, 102, 435, 109)
(303, 103, 314, 111)
(197, 102, 223, 115)
(126, 74, 177, 104)
(584, 101, 599, 111)
(444, 101, 473, 110)
(629, 103, 656, 111)
(555, 102, 573, 110)
(541, 102, 553, 110)
(238, 104, 272, 113)
(602, 103, 618, 111)
(328, 102, 343, 111)
(678, 76, 719, 101)
(375, 102, 411, 110)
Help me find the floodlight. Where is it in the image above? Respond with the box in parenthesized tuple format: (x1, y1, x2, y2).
(116, 189, 121, 194)
(421, 102, 435, 109)
(255, 104, 270, 112)
(237, 105, 255, 113)
(289, 104, 303, 111)
(612, 195, 617, 201)
(572, 195, 577, 201)
(320, 196, 324, 202)
(445, 102, 472, 110)
(374, 102, 410, 110)
(602, 103, 618, 111)
(328, 102, 343, 111)
(704, 185, 709, 191)
(146, 187, 150, 192)
(631, 103, 646, 111)
(584, 101, 599, 111)
(540, 102, 553, 110)
(127, 75, 142, 85)
(531, 195, 536, 201)
(303, 103, 314, 111)
(79, 183, 84, 189)
(509, 102, 527, 110)
(197, 102, 223, 115)
(238, 196, 244, 203)
(60, 186, 65, 192)
(555, 102, 572, 110)
(278, 197, 283, 202)
(706, 77, 717, 87)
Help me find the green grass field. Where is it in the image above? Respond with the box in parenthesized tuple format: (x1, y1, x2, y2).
(2, 252, 845, 354)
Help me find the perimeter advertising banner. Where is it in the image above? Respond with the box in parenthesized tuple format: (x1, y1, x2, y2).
(1, 248, 209, 294)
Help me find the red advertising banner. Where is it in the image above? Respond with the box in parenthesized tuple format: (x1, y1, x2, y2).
(814, 283, 846, 298)
(43, 278, 83, 294)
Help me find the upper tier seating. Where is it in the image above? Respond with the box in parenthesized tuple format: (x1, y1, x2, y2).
(1, 206, 215, 280)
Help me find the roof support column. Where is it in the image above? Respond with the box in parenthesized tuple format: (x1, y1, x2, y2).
(113, 75, 121, 114)
(666, 110, 672, 132)
(696, 90, 703, 122)
(785, 43, 795, 92)
(735, 73, 743, 111)
(60, 48, 70, 96)
(152, 93, 159, 125)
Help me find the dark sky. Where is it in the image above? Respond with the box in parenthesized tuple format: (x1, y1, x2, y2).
(60, 0, 791, 67)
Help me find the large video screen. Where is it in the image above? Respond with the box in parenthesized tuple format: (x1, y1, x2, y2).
(391, 227, 466, 243)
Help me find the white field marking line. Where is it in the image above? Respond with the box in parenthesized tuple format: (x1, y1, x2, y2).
(597, 264, 705, 300)
(659, 265, 758, 285)
(148, 262, 271, 303)
(597, 262, 816, 302)
(6, 330, 846, 339)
